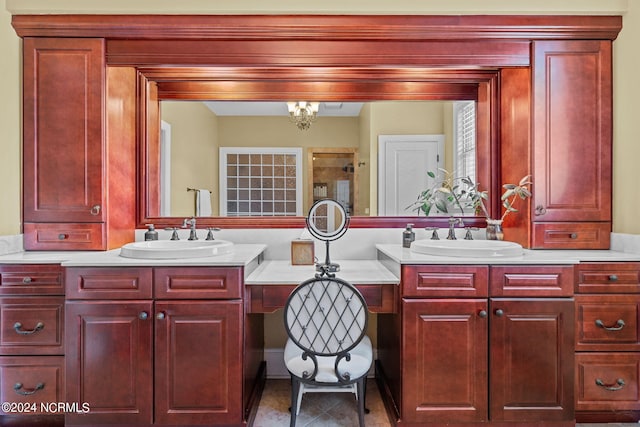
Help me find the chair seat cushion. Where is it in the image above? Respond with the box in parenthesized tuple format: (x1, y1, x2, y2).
(284, 335, 372, 383)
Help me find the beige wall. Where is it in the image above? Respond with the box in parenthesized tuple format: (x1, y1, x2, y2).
(1, 0, 638, 235)
(161, 101, 220, 217)
(0, 0, 21, 235)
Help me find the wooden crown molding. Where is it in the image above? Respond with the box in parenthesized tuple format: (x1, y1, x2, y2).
(12, 14, 622, 41)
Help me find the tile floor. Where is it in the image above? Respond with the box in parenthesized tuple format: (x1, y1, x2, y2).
(253, 379, 391, 427)
(253, 379, 640, 427)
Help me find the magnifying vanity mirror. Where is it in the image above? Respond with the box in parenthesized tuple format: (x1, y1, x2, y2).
(306, 199, 350, 276)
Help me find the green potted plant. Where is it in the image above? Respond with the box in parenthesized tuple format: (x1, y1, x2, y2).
(408, 169, 532, 240)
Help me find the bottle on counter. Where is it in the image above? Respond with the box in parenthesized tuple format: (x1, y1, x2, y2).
(402, 223, 415, 248)
(145, 224, 159, 241)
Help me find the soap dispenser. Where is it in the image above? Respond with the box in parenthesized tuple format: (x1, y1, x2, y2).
(402, 223, 415, 248)
(145, 224, 159, 241)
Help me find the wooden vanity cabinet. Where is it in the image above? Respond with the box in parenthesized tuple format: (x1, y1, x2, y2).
(575, 262, 640, 422)
(382, 264, 575, 426)
(65, 266, 244, 426)
(0, 264, 65, 420)
(530, 40, 612, 249)
(22, 38, 135, 251)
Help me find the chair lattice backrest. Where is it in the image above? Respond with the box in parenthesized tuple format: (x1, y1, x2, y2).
(285, 276, 368, 358)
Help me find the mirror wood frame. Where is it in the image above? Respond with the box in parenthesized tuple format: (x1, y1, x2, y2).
(12, 14, 621, 229)
(139, 70, 497, 229)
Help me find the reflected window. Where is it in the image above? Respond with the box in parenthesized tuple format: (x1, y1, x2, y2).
(454, 101, 476, 182)
(219, 147, 303, 216)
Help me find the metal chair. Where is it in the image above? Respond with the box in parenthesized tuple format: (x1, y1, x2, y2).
(283, 275, 372, 427)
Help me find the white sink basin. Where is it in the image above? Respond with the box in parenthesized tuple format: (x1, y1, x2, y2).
(120, 240, 234, 259)
(410, 239, 523, 258)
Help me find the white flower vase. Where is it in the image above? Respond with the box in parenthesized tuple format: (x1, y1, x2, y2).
(486, 219, 504, 241)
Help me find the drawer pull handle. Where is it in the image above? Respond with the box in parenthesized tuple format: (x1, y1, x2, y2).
(13, 322, 44, 335)
(595, 378, 625, 392)
(13, 382, 45, 396)
(22, 277, 32, 284)
(608, 275, 619, 281)
(595, 319, 625, 331)
(90, 204, 101, 216)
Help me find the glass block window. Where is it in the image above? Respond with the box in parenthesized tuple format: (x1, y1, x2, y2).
(219, 147, 303, 216)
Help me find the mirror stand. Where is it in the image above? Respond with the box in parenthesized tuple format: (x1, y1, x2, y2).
(305, 199, 350, 278)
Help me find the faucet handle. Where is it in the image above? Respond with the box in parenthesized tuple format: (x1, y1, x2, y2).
(205, 227, 221, 241)
(425, 227, 440, 240)
(165, 227, 180, 240)
(464, 227, 478, 240)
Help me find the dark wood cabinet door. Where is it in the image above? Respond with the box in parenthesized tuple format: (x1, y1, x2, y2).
(402, 298, 488, 423)
(23, 37, 105, 224)
(531, 40, 612, 224)
(489, 298, 575, 422)
(154, 300, 243, 425)
(531, 40, 612, 249)
(65, 301, 153, 425)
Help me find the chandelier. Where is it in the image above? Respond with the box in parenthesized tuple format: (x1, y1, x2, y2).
(287, 101, 319, 130)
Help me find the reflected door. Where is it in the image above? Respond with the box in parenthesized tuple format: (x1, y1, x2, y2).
(378, 135, 444, 216)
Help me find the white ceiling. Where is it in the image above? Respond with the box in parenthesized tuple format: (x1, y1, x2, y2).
(204, 101, 364, 117)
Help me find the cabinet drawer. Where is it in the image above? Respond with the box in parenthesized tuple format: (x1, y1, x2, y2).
(401, 265, 488, 298)
(577, 262, 640, 294)
(247, 283, 398, 314)
(23, 223, 105, 251)
(154, 267, 242, 299)
(490, 265, 574, 297)
(531, 222, 610, 249)
(0, 356, 65, 413)
(576, 295, 640, 351)
(0, 297, 64, 355)
(0, 265, 63, 296)
(576, 352, 640, 412)
(66, 267, 153, 300)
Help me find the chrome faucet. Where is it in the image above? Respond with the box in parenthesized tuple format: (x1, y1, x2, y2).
(447, 217, 463, 240)
(182, 217, 198, 240)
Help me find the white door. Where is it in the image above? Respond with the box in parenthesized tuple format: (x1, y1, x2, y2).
(378, 135, 444, 216)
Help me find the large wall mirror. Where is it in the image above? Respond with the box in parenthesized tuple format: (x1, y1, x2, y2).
(138, 67, 499, 228)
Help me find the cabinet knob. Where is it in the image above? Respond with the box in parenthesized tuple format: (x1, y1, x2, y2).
(570, 233, 578, 239)
(58, 234, 67, 240)
(156, 312, 166, 320)
(22, 276, 32, 284)
(608, 275, 618, 282)
(90, 204, 101, 216)
(534, 205, 546, 216)
(13, 322, 44, 335)
(494, 309, 504, 317)
(13, 382, 45, 396)
(595, 378, 625, 392)
(478, 310, 488, 318)
(138, 312, 149, 320)
(595, 319, 625, 331)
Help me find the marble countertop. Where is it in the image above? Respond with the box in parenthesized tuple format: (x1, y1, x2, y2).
(0, 244, 267, 267)
(376, 244, 640, 265)
(244, 259, 400, 285)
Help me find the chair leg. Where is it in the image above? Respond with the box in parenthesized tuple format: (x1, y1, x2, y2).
(363, 376, 370, 414)
(356, 378, 366, 427)
(290, 377, 300, 427)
